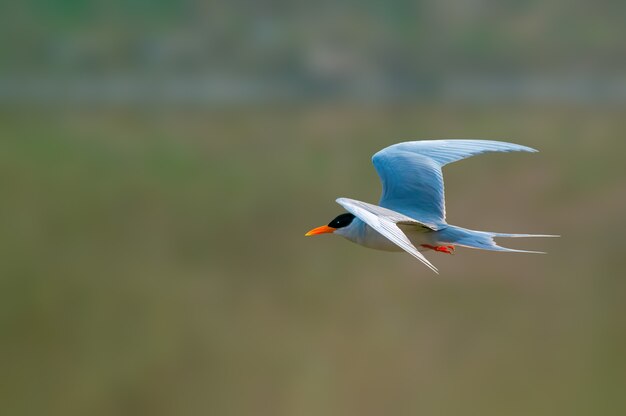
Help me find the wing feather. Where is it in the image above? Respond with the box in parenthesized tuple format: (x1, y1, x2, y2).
(336, 198, 439, 274)
(380, 139, 537, 166)
(372, 139, 537, 224)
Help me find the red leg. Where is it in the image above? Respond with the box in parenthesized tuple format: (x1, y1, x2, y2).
(421, 244, 455, 254)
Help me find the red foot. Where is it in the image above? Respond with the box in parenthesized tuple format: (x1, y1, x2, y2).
(421, 244, 455, 254)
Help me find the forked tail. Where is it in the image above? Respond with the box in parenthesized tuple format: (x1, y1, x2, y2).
(438, 225, 559, 253)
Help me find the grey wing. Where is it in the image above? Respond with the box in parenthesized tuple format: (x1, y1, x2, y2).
(336, 197, 439, 274)
(372, 139, 538, 224)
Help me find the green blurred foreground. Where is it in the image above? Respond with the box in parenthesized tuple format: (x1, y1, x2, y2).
(1, 105, 625, 415)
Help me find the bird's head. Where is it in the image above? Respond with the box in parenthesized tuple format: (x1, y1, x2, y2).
(305, 213, 356, 237)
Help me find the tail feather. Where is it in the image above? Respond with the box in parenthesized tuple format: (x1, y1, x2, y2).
(493, 232, 560, 238)
(438, 225, 558, 253)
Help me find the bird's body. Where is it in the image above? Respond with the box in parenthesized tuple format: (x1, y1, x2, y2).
(306, 139, 557, 273)
(336, 217, 435, 252)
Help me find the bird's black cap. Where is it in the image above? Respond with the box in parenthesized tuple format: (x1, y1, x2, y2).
(328, 213, 355, 229)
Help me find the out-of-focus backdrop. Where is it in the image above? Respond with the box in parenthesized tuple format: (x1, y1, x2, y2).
(1, 2, 625, 416)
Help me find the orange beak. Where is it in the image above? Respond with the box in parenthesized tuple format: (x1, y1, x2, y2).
(305, 225, 336, 236)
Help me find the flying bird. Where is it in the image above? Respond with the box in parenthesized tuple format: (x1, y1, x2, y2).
(305, 140, 557, 273)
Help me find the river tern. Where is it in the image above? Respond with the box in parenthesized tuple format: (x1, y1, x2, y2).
(305, 139, 557, 273)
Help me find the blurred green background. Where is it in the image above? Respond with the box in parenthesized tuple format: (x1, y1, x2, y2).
(1, 1, 626, 416)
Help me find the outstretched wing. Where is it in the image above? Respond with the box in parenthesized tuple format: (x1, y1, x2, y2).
(372, 140, 537, 225)
(336, 197, 439, 274)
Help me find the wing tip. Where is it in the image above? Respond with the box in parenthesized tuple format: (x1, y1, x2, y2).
(488, 140, 538, 153)
(420, 260, 439, 275)
(408, 252, 439, 274)
(523, 145, 539, 153)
